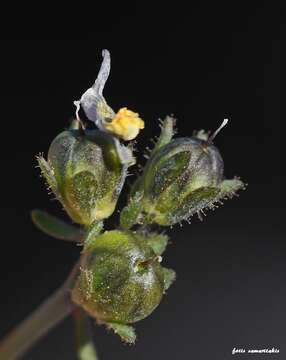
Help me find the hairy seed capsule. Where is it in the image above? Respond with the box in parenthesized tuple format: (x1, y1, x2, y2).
(123, 118, 244, 227)
(72, 229, 174, 324)
(141, 135, 243, 225)
(38, 129, 131, 226)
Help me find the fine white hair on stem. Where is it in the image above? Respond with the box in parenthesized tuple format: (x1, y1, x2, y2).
(208, 118, 229, 143)
(92, 49, 111, 96)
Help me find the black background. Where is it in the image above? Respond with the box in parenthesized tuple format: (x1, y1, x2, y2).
(0, 3, 285, 359)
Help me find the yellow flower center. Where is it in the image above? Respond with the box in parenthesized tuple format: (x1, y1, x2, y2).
(105, 107, 145, 141)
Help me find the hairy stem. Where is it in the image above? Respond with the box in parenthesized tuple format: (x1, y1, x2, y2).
(0, 262, 80, 360)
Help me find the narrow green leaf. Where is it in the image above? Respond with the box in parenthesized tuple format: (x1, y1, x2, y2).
(219, 178, 245, 198)
(162, 268, 176, 291)
(129, 116, 175, 200)
(83, 221, 104, 251)
(37, 155, 60, 198)
(120, 191, 143, 230)
(31, 209, 84, 242)
(74, 309, 99, 360)
(147, 233, 169, 255)
(152, 115, 175, 155)
(106, 322, 136, 344)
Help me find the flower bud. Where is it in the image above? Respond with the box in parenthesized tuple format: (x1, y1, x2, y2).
(38, 128, 133, 226)
(71, 229, 174, 324)
(122, 118, 244, 227)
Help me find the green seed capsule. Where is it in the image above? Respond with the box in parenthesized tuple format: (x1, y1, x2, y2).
(71, 229, 174, 324)
(38, 128, 132, 226)
(121, 118, 245, 227)
(142, 136, 223, 224)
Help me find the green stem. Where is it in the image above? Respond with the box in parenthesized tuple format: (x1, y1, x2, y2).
(73, 308, 99, 360)
(0, 262, 80, 360)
